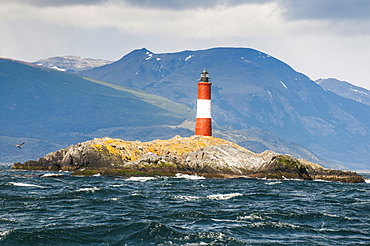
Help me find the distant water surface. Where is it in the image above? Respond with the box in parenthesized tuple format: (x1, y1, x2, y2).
(0, 163, 369, 245)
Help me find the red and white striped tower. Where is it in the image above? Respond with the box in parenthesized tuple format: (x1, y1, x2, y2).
(195, 68, 212, 136)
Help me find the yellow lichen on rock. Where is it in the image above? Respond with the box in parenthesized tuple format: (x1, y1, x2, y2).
(105, 145, 122, 157)
(14, 135, 365, 183)
(90, 135, 253, 161)
(298, 158, 324, 169)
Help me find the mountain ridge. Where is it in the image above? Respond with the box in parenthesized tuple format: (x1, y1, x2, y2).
(316, 78, 370, 106)
(1, 57, 332, 170)
(3, 47, 370, 170)
(0, 58, 192, 161)
(33, 56, 113, 73)
(80, 47, 370, 170)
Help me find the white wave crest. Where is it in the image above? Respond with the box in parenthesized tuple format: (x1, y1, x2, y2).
(265, 181, 282, 185)
(313, 179, 332, 182)
(0, 230, 11, 239)
(9, 182, 45, 188)
(175, 173, 205, 180)
(125, 177, 157, 182)
(238, 214, 264, 221)
(174, 195, 201, 201)
(41, 173, 64, 177)
(76, 187, 100, 192)
(206, 193, 243, 200)
(365, 179, 370, 183)
(250, 221, 301, 229)
(174, 192, 243, 201)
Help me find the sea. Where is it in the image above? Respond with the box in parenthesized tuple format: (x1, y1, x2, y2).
(0, 162, 369, 246)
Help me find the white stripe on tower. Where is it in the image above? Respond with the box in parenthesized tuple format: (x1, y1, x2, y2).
(196, 99, 211, 118)
(195, 68, 212, 136)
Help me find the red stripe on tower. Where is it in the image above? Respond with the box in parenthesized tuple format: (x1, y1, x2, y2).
(195, 69, 212, 136)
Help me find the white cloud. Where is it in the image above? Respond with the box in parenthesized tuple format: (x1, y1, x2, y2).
(278, 0, 370, 21)
(1, 0, 370, 89)
(1, 2, 285, 38)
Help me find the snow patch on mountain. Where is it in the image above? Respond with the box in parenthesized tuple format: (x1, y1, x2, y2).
(280, 81, 288, 89)
(316, 78, 370, 106)
(145, 52, 153, 60)
(185, 55, 194, 61)
(33, 56, 112, 73)
(51, 66, 66, 72)
(350, 88, 368, 95)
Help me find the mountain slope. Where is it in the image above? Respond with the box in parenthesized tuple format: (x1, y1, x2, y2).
(0, 58, 192, 161)
(316, 78, 370, 106)
(33, 56, 113, 73)
(1, 57, 323, 167)
(81, 47, 370, 170)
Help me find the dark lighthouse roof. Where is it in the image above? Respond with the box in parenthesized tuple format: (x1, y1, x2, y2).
(200, 68, 210, 82)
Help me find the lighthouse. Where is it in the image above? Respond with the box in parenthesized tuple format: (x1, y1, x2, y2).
(195, 69, 212, 136)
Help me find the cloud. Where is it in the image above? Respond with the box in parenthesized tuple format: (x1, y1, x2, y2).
(0, 1, 283, 38)
(1, 0, 107, 7)
(6, 0, 370, 22)
(3, 0, 272, 9)
(120, 0, 272, 10)
(4, 0, 370, 22)
(278, 0, 370, 21)
(274, 0, 370, 37)
(2, 0, 370, 89)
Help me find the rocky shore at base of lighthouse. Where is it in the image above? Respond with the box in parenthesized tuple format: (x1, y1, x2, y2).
(12, 136, 365, 183)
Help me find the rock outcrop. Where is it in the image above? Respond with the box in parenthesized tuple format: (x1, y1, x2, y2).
(13, 136, 365, 183)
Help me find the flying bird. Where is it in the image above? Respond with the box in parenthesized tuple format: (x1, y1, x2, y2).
(14, 142, 25, 149)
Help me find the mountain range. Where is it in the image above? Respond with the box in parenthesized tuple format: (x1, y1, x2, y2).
(2, 47, 370, 171)
(33, 56, 112, 73)
(0, 57, 322, 167)
(0, 58, 193, 161)
(0, 56, 328, 168)
(316, 78, 370, 106)
(80, 48, 370, 170)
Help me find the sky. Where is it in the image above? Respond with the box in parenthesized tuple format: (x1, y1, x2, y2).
(1, 0, 370, 89)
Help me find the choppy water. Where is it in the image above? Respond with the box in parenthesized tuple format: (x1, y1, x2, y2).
(0, 163, 369, 245)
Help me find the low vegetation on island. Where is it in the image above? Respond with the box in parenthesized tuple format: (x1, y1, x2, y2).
(13, 136, 364, 183)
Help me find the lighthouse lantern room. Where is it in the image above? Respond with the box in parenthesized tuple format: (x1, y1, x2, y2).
(195, 69, 212, 136)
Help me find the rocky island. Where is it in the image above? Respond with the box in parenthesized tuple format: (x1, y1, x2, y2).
(13, 136, 364, 183)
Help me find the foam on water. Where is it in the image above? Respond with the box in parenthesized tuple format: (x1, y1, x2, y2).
(8, 182, 45, 188)
(41, 173, 65, 177)
(238, 213, 264, 221)
(125, 176, 157, 182)
(0, 167, 369, 245)
(0, 230, 11, 240)
(174, 193, 243, 201)
(265, 181, 282, 185)
(206, 193, 243, 200)
(249, 221, 302, 230)
(76, 187, 100, 192)
(174, 195, 202, 201)
(175, 173, 205, 180)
